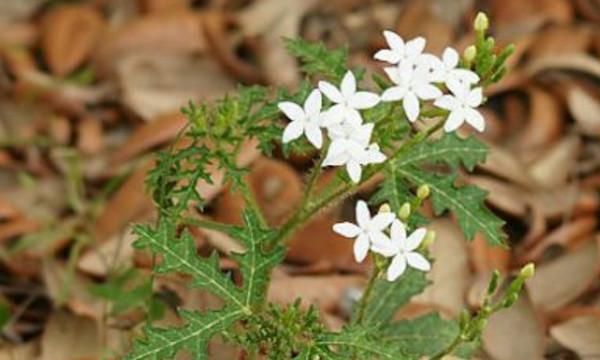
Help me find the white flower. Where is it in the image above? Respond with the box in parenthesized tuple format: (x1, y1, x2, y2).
(381, 63, 443, 122)
(439, 47, 480, 85)
(374, 31, 426, 67)
(278, 89, 325, 148)
(371, 220, 431, 281)
(322, 122, 385, 183)
(434, 79, 485, 133)
(319, 71, 380, 127)
(333, 200, 395, 262)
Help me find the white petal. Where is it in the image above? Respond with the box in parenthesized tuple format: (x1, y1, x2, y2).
(305, 122, 323, 148)
(346, 140, 367, 160)
(446, 78, 468, 99)
(390, 219, 407, 246)
(405, 37, 426, 57)
(383, 30, 405, 52)
(405, 228, 426, 251)
(341, 71, 356, 98)
(332, 222, 362, 238)
(387, 255, 407, 281)
(318, 81, 343, 103)
(465, 108, 485, 132)
(444, 109, 465, 133)
(381, 86, 407, 102)
(345, 108, 363, 127)
(442, 47, 459, 68)
(322, 104, 345, 127)
(371, 240, 398, 257)
(370, 212, 396, 231)
(374, 49, 401, 64)
(353, 233, 370, 262)
(346, 160, 362, 183)
(466, 87, 483, 107)
(406, 252, 431, 271)
(403, 92, 420, 122)
(369, 230, 391, 248)
(355, 200, 370, 229)
(351, 92, 380, 109)
(383, 66, 402, 84)
(322, 140, 349, 166)
(452, 69, 480, 84)
(434, 95, 459, 111)
(366, 145, 386, 164)
(282, 121, 304, 143)
(303, 89, 322, 116)
(278, 102, 305, 122)
(414, 83, 442, 100)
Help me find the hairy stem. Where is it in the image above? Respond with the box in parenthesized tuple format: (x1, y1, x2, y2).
(353, 265, 381, 324)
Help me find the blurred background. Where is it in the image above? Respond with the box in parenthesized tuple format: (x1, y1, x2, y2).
(0, 0, 599, 359)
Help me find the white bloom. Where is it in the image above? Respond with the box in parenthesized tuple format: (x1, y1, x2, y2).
(434, 79, 485, 133)
(439, 47, 480, 85)
(374, 31, 426, 67)
(322, 122, 385, 183)
(319, 71, 380, 127)
(333, 200, 395, 262)
(381, 63, 443, 122)
(278, 89, 325, 148)
(371, 220, 431, 281)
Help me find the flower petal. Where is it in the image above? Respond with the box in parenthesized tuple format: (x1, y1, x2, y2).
(405, 228, 426, 251)
(444, 109, 465, 133)
(355, 200, 370, 229)
(403, 92, 420, 122)
(371, 239, 397, 257)
(341, 71, 356, 98)
(414, 83, 442, 100)
(318, 81, 343, 103)
(351, 92, 380, 109)
(383, 30, 405, 52)
(442, 47, 459, 68)
(366, 145, 386, 164)
(406, 252, 431, 271)
(322, 104, 345, 127)
(465, 108, 485, 132)
(466, 87, 483, 108)
(446, 78, 468, 99)
(434, 95, 459, 111)
(304, 89, 322, 116)
(387, 254, 407, 281)
(322, 140, 349, 166)
(452, 69, 479, 84)
(405, 36, 426, 57)
(345, 108, 364, 127)
(390, 219, 407, 246)
(305, 122, 323, 148)
(383, 66, 402, 85)
(282, 121, 304, 143)
(370, 212, 396, 231)
(346, 160, 362, 183)
(333, 222, 362, 238)
(381, 86, 407, 102)
(278, 102, 305, 121)
(353, 233, 370, 262)
(374, 49, 401, 64)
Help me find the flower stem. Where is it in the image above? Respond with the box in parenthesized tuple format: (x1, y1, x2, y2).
(354, 265, 381, 324)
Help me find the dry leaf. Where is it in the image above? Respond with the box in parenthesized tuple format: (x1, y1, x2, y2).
(529, 135, 581, 188)
(40, 4, 105, 76)
(567, 85, 600, 137)
(528, 25, 592, 58)
(468, 176, 528, 217)
(550, 316, 600, 359)
(40, 311, 101, 360)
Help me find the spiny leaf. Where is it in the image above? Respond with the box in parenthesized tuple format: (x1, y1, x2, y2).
(312, 326, 411, 359)
(133, 220, 246, 311)
(357, 269, 427, 328)
(125, 307, 244, 360)
(397, 133, 488, 171)
(284, 38, 348, 81)
(397, 167, 506, 246)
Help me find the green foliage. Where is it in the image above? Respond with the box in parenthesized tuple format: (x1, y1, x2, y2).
(285, 38, 348, 81)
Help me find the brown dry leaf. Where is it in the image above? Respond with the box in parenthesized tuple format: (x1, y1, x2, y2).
(413, 219, 471, 316)
(527, 25, 592, 58)
(550, 315, 600, 358)
(516, 87, 564, 154)
(40, 4, 105, 76)
(78, 225, 137, 276)
(139, 0, 190, 14)
(469, 233, 510, 274)
(395, 0, 454, 55)
(0, 341, 39, 360)
(117, 53, 235, 120)
(482, 292, 545, 360)
(39, 311, 102, 360)
(480, 143, 535, 188)
(468, 176, 528, 217)
(567, 85, 600, 137)
(77, 117, 104, 155)
(491, 0, 573, 38)
(0, 1, 43, 23)
(529, 135, 581, 188)
(526, 238, 599, 312)
(526, 53, 600, 80)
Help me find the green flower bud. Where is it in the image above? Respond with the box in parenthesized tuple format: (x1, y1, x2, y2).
(378, 203, 391, 213)
(474, 12, 489, 32)
(520, 263, 535, 279)
(417, 184, 430, 199)
(398, 202, 411, 220)
(463, 45, 477, 64)
(422, 230, 436, 249)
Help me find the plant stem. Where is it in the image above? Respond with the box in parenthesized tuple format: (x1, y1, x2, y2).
(430, 334, 462, 360)
(354, 265, 381, 324)
(183, 217, 236, 234)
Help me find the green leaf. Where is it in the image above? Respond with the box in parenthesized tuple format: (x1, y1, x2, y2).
(229, 210, 285, 308)
(125, 307, 244, 360)
(312, 326, 411, 359)
(358, 269, 428, 328)
(398, 168, 506, 246)
(133, 220, 247, 312)
(398, 133, 488, 171)
(382, 313, 464, 358)
(284, 38, 348, 81)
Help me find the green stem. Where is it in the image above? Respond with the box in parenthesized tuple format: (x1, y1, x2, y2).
(354, 265, 381, 324)
(430, 335, 462, 360)
(182, 217, 236, 234)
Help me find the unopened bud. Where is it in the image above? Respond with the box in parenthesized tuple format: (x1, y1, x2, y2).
(463, 45, 477, 63)
(378, 203, 391, 213)
(422, 230, 436, 249)
(398, 202, 411, 220)
(520, 263, 535, 279)
(417, 184, 430, 199)
(474, 12, 489, 32)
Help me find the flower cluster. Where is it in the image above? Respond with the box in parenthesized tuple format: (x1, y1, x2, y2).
(278, 31, 486, 183)
(333, 201, 431, 281)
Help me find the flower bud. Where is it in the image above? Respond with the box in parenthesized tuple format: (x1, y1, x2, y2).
(463, 45, 476, 64)
(378, 203, 391, 213)
(519, 263, 535, 279)
(422, 230, 436, 249)
(474, 12, 489, 32)
(398, 202, 411, 220)
(417, 184, 430, 199)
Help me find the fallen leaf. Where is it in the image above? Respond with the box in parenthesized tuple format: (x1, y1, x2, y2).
(567, 85, 600, 137)
(550, 315, 600, 359)
(529, 135, 581, 188)
(40, 311, 101, 360)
